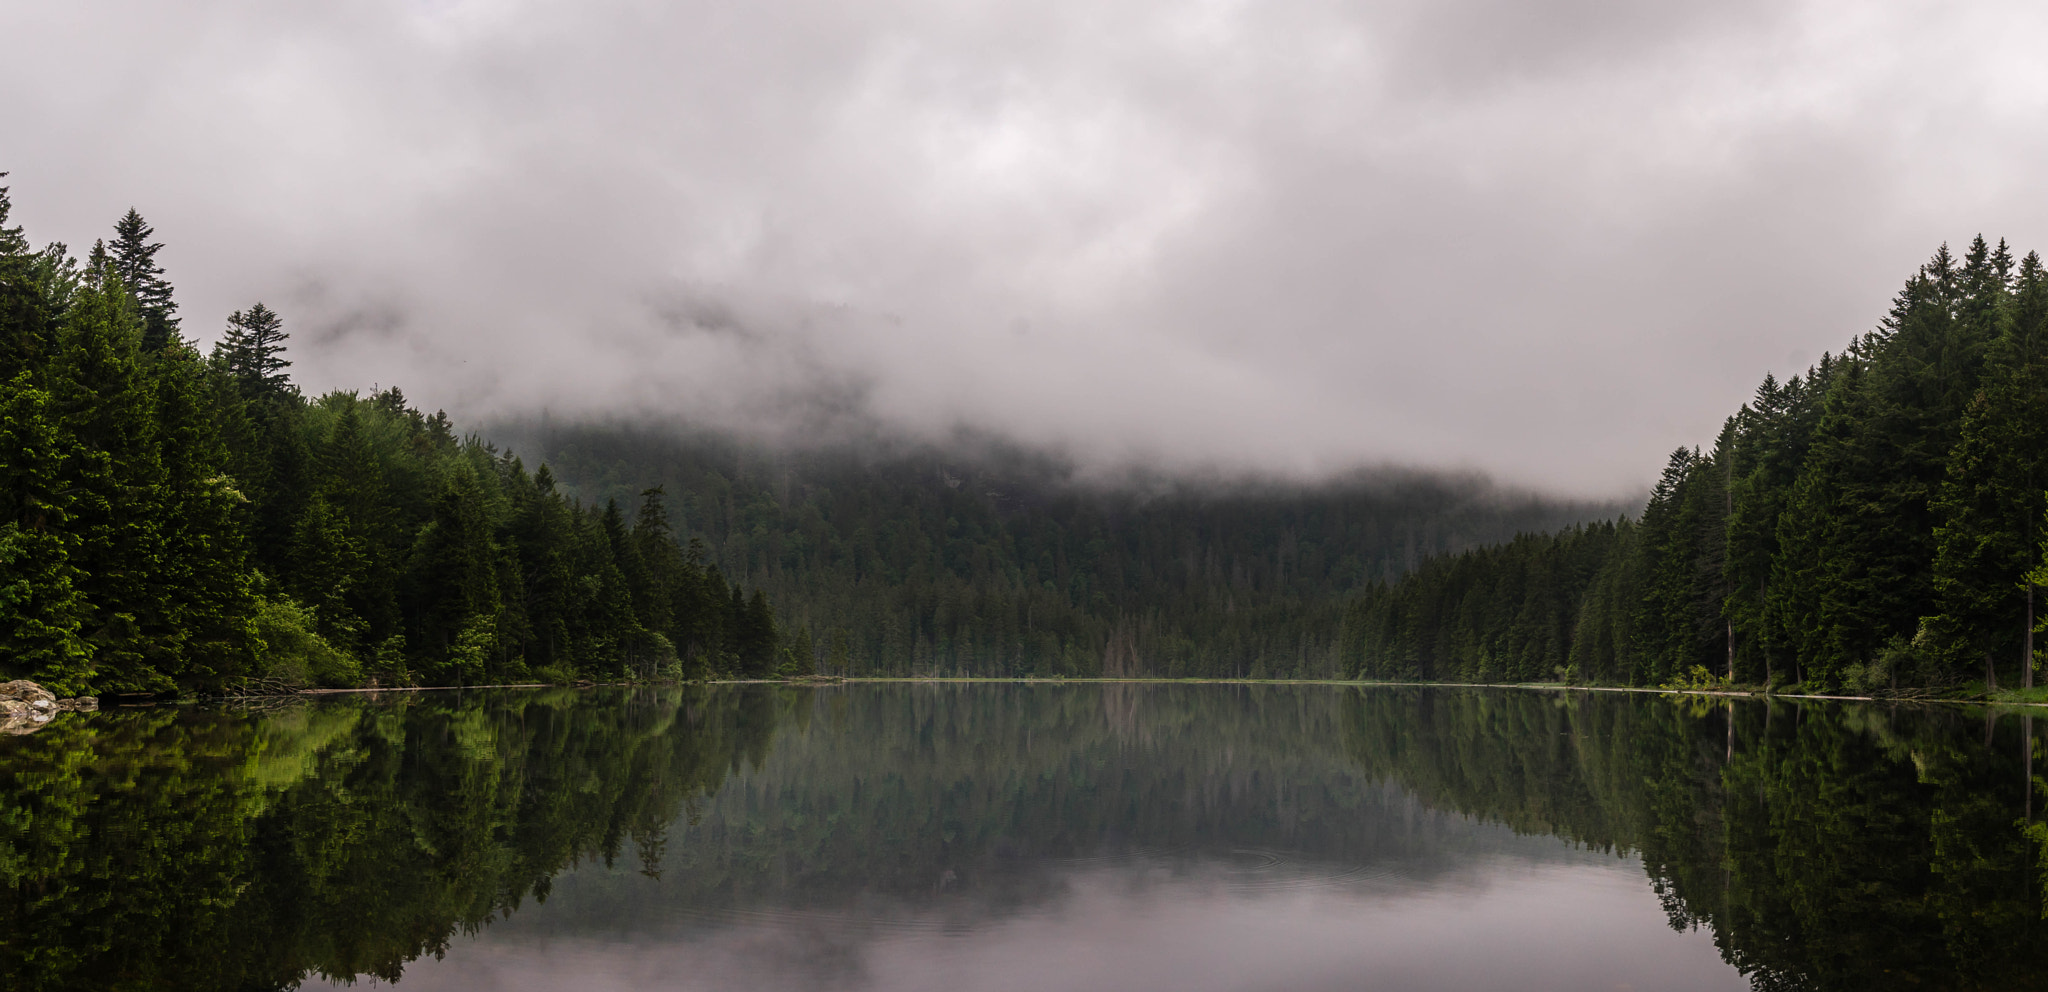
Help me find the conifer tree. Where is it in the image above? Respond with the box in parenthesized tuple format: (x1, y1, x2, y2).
(1939, 251, 2048, 689)
(409, 465, 503, 674)
(1635, 448, 1705, 683)
(217, 303, 291, 395)
(1, 175, 805, 693)
(140, 343, 257, 683)
(0, 373, 93, 690)
(0, 173, 59, 377)
(109, 208, 179, 352)
(1723, 372, 1816, 684)
(737, 587, 777, 676)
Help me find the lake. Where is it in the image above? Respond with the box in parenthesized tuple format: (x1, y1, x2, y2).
(4, 683, 2046, 990)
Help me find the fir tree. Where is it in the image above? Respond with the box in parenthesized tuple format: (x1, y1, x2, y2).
(217, 303, 291, 396)
(1934, 251, 2044, 688)
(0, 373, 93, 691)
(108, 208, 178, 352)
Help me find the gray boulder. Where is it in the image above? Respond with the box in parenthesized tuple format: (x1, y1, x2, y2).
(0, 700, 54, 735)
(0, 680, 56, 705)
(0, 681, 99, 732)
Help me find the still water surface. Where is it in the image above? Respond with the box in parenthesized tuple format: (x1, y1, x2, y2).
(5, 684, 2047, 990)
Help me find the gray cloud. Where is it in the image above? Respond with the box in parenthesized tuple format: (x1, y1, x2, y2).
(6, 0, 2048, 493)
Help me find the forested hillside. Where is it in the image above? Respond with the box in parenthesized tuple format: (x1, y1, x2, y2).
(498, 423, 1626, 678)
(0, 178, 781, 696)
(1344, 237, 2048, 694)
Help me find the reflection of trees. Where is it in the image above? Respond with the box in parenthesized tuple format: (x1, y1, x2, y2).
(1, 683, 1538, 989)
(627, 683, 1514, 920)
(9, 685, 2048, 991)
(1342, 689, 2048, 991)
(0, 687, 776, 990)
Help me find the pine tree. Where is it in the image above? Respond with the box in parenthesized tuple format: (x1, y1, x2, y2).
(287, 496, 366, 647)
(0, 372, 93, 691)
(0, 173, 58, 378)
(47, 249, 171, 692)
(408, 464, 503, 675)
(1635, 448, 1706, 684)
(108, 208, 179, 352)
(140, 344, 258, 684)
(217, 303, 291, 396)
(320, 398, 395, 644)
(1941, 250, 2048, 688)
(736, 587, 778, 676)
(1724, 372, 1811, 685)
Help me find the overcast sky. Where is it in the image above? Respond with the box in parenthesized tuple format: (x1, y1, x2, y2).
(7, 0, 2048, 493)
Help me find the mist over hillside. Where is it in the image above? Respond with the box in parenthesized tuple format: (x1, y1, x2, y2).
(492, 419, 1634, 677)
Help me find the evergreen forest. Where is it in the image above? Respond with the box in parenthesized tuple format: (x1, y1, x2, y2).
(1344, 237, 2048, 694)
(502, 422, 1622, 678)
(0, 178, 783, 697)
(19, 170, 2045, 697)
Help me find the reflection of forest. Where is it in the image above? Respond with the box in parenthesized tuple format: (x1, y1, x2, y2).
(517, 683, 1574, 935)
(0, 688, 777, 990)
(4, 686, 2048, 990)
(1345, 691, 2048, 990)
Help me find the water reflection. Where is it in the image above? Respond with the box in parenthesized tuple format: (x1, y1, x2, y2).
(394, 859, 1734, 992)
(3, 685, 2046, 990)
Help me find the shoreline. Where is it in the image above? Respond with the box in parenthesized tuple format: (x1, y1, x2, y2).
(233, 676, 2047, 710)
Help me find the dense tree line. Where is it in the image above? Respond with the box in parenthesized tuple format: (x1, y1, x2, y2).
(501, 424, 1625, 678)
(1346, 237, 2048, 692)
(0, 178, 780, 696)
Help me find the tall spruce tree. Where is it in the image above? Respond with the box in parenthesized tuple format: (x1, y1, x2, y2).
(217, 303, 291, 395)
(1933, 250, 2042, 688)
(109, 208, 179, 352)
(0, 372, 93, 690)
(1722, 371, 1818, 685)
(1635, 448, 1707, 684)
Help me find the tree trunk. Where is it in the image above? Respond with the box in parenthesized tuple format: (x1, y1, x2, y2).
(1759, 581, 1772, 689)
(1725, 466, 1735, 682)
(2026, 582, 2036, 691)
(1988, 650, 1999, 694)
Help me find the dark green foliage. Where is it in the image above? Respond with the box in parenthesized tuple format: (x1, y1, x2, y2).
(1343, 521, 1629, 683)
(1350, 238, 2048, 693)
(0, 181, 779, 694)
(1935, 250, 2048, 688)
(108, 208, 178, 352)
(501, 425, 1625, 679)
(214, 302, 291, 396)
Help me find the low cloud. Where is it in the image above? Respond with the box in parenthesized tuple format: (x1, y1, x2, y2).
(7, 0, 2048, 493)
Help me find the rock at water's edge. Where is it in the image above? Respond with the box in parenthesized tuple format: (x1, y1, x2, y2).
(0, 680, 56, 705)
(0, 681, 99, 734)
